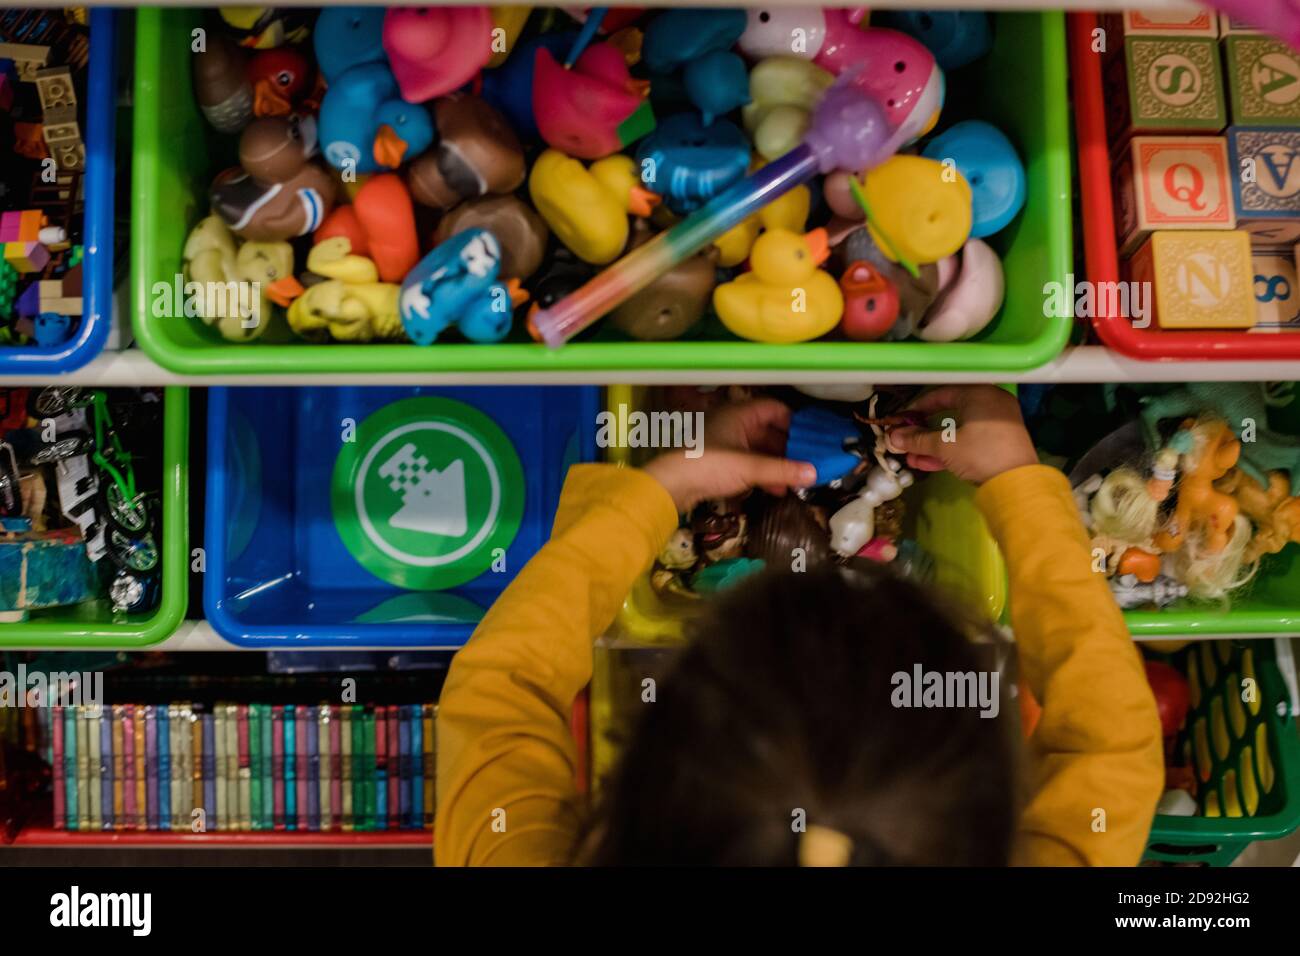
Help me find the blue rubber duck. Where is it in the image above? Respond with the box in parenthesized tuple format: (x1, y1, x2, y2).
(635, 113, 750, 214)
(319, 61, 434, 174)
(399, 228, 525, 344)
(314, 7, 386, 81)
(642, 9, 747, 73)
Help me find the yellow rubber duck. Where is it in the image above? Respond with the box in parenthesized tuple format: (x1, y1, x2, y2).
(713, 227, 843, 343)
(528, 150, 660, 264)
(287, 237, 404, 342)
(182, 215, 301, 342)
(712, 182, 810, 267)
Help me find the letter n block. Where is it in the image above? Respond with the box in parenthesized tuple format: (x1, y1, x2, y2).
(1223, 36, 1300, 127)
(1251, 249, 1300, 330)
(1114, 136, 1234, 255)
(1227, 126, 1300, 245)
(1104, 37, 1227, 144)
(1128, 230, 1256, 328)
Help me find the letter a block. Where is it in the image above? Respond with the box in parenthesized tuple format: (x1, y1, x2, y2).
(1227, 126, 1300, 245)
(1105, 37, 1227, 143)
(1114, 136, 1234, 254)
(1128, 230, 1257, 328)
(1223, 36, 1300, 127)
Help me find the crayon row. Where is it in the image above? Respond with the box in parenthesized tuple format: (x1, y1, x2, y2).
(51, 703, 437, 832)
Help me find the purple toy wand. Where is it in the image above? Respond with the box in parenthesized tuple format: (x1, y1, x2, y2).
(530, 78, 897, 348)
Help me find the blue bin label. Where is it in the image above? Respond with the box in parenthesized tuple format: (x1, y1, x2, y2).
(331, 397, 525, 590)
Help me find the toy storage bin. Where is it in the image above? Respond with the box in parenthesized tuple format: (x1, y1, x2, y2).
(1144, 639, 1300, 866)
(203, 385, 599, 647)
(0, 387, 190, 648)
(1070, 12, 1300, 361)
(132, 8, 1071, 375)
(0, 9, 117, 375)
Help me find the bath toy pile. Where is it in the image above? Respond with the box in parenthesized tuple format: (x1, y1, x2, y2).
(646, 385, 934, 601)
(184, 6, 1024, 346)
(0, 387, 166, 620)
(0, 10, 91, 349)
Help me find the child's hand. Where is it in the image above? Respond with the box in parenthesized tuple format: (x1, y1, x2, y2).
(885, 385, 1038, 485)
(643, 398, 816, 513)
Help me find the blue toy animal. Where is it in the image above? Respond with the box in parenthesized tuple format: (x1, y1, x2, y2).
(642, 9, 747, 73)
(922, 120, 1025, 238)
(683, 50, 751, 126)
(635, 113, 750, 214)
(314, 7, 386, 81)
(399, 228, 522, 344)
(319, 62, 434, 174)
(786, 406, 865, 487)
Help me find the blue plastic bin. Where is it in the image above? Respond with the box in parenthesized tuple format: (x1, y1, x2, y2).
(204, 386, 599, 647)
(0, 9, 116, 374)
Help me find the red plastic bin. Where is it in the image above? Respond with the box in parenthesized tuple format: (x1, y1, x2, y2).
(1069, 12, 1299, 361)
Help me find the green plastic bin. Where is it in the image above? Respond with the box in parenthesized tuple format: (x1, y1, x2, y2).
(132, 10, 1071, 375)
(0, 388, 189, 648)
(1144, 640, 1300, 866)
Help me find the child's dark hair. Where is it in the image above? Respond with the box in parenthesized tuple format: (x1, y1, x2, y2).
(581, 565, 1019, 865)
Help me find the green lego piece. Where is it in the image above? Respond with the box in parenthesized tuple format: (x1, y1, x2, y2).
(0, 259, 17, 318)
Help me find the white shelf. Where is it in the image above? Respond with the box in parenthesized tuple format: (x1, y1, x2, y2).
(7, 345, 1300, 387)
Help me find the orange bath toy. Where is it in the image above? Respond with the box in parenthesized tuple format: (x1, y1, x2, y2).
(1154, 420, 1241, 555)
(1216, 468, 1300, 561)
(314, 173, 418, 283)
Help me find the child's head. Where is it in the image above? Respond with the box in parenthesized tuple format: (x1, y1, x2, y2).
(582, 565, 1018, 865)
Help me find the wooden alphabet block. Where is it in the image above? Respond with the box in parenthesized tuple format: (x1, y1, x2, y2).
(1105, 37, 1227, 143)
(1223, 36, 1300, 126)
(1127, 230, 1256, 329)
(1227, 126, 1300, 244)
(1121, 10, 1219, 38)
(1114, 136, 1235, 254)
(1251, 249, 1299, 330)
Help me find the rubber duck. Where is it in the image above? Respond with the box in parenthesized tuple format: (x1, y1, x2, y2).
(399, 228, 528, 344)
(859, 155, 972, 265)
(182, 215, 301, 341)
(382, 7, 493, 103)
(406, 94, 525, 211)
(713, 182, 810, 267)
(642, 9, 747, 74)
(313, 173, 419, 282)
(193, 33, 253, 134)
(314, 7, 386, 82)
(921, 120, 1025, 239)
(529, 150, 661, 265)
(434, 195, 549, 282)
(287, 237, 403, 342)
(524, 249, 596, 329)
(248, 47, 313, 117)
(873, 10, 992, 71)
(635, 113, 750, 215)
(840, 260, 900, 341)
(480, 32, 575, 142)
(915, 238, 1004, 342)
(319, 62, 434, 174)
(210, 116, 338, 242)
(712, 228, 843, 343)
(742, 57, 835, 161)
(219, 7, 313, 49)
(533, 42, 655, 160)
(609, 220, 718, 341)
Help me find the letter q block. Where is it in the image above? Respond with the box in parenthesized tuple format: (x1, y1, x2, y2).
(1127, 230, 1257, 329)
(1114, 136, 1235, 255)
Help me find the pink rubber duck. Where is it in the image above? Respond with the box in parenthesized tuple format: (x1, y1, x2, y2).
(739, 8, 943, 146)
(383, 7, 493, 103)
(533, 42, 656, 160)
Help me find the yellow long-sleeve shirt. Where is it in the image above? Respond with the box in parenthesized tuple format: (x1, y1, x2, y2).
(435, 463, 1164, 866)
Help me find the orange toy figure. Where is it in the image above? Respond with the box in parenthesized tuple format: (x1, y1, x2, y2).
(314, 174, 418, 283)
(1216, 469, 1300, 562)
(1154, 420, 1241, 555)
(1117, 547, 1162, 583)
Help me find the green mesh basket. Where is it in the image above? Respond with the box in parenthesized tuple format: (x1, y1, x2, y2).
(1145, 640, 1300, 866)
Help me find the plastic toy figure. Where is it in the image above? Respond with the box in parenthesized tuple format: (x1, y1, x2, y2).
(713, 228, 843, 343)
(406, 94, 526, 211)
(785, 406, 864, 487)
(533, 41, 655, 160)
(318, 61, 434, 173)
(398, 228, 526, 344)
(828, 464, 915, 558)
(635, 113, 751, 214)
(382, 7, 493, 103)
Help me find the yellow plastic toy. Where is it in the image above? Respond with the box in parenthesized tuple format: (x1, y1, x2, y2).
(528, 150, 660, 264)
(860, 155, 972, 265)
(713, 227, 843, 343)
(741, 57, 835, 161)
(287, 237, 403, 342)
(182, 215, 300, 342)
(713, 182, 811, 267)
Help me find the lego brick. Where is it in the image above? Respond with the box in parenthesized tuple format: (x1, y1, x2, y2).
(1227, 126, 1300, 244)
(40, 104, 85, 173)
(0, 209, 43, 243)
(1128, 230, 1257, 329)
(1110, 37, 1227, 140)
(1114, 136, 1235, 254)
(0, 42, 49, 80)
(34, 65, 76, 109)
(1251, 249, 1300, 330)
(1122, 10, 1219, 37)
(1223, 36, 1300, 127)
(4, 241, 51, 273)
(40, 297, 82, 316)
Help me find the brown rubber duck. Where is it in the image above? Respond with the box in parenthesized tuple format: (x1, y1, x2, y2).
(211, 115, 338, 242)
(609, 220, 718, 341)
(434, 194, 549, 282)
(407, 93, 526, 211)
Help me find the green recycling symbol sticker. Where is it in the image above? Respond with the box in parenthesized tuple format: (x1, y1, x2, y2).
(332, 397, 525, 590)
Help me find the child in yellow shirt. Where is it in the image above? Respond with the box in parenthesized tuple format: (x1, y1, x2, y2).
(434, 385, 1164, 866)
